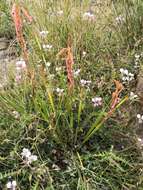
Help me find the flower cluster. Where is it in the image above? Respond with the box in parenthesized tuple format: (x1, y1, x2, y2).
(39, 30, 49, 38)
(134, 54, 141, 68)
(92, 97, 102, 107)
(129, 92, 138, 100)
(120, 68, 134, 82)
(21, 148, 37, 164)
(137, 114, 143, 124)
(56, 67, 62, 72)
(12, 111, 20, 119)
(83, 12, 95, 21)
(45, 62, 51, 67)
(6, 178, 17, 190)
(57, 10, 63, 16)
(42, 44, 52, 50)
(74, 69, 80, 77)
(15, 59, 26, 82)
(80, 79, 91, 87)
(115, 15, 125, 24)
(56, 88, 64, 96)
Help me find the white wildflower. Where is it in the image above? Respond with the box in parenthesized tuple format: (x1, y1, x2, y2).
(115, 15, 125, 24)
(137, 138, 143, 146)
(56, 88, 64, 96)
(120, 68, 134, 82)
(16, 59, 26, 69)
(83, 12, 95, 20)
(56, 67, 62, 72)
(135, 54, 140, 60)
(45, 62, 51, 67)
(12, 111, 20, 119)
(74, 69, 80, 77)
(21, 148, 37, 164)
(21, 148, 31, 158)
(80, 79, 87, 86)
(137, 114, 143, 124)
(82, 51, 86, 57)
(42, 44, 53, 50)
(57, 10, 63, 15)
(6, 180, 17, 190)
(39, 30, 49, 37)
(134, 54, 141, 68)
(28, 155, 38, 164)
(80, 79, 91, 87)
(92, 97, 102, 107)
(129, 92, 138, 100)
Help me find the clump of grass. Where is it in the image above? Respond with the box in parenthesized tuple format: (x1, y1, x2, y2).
(0, 0, 143, 189)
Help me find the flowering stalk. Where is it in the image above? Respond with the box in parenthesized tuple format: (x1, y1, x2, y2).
(57, 36, 74, 92)
(11, 3, 33, 68)
(108, 80, 124, 116)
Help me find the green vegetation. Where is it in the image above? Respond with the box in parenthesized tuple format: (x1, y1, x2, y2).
(0, 0, 143, 189)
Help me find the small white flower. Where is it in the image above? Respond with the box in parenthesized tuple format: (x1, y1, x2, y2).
(137, 114, 143, 123)
(130, 92, 138, 100)
(120, 68, 124, 73)
(137, 114, 141, 119)
(80, 79, 92, 87)
(28, 155, 38, 164)
(115, 15, 125, 24)
(128, 73, 134, 77)
(42, 44, 53, 50)
(80, 79, 87, 86)
(7, 181, 12, 189)
(57, 10, 63, 15)
(39, 30, 49, 37)
(86, 80, 91, 84)
(137, 138, 143, 146)
(122, 76, 126, 81)
(83, 12, 95, 20)
(45, 62, 51, 67)
(74, 69, 80, 77)
(21, 148, 38, 164)
(124, 69, 128, 75)
(6, 180, 17, 190)
(82, 51, 86, 57)
(16, 59, 26, 69)
(92, 97, 102, 107)
(56, 88, 64, 96)
(56, 67, 62, 72)
(120, 68, 134, 82)
(12, 111, 20, 119)
(11, 181, 17, 187)
(135, 54, 140, 60)
(21, 148, 31, 158)
(52, 164, 60, 170)
(138, 138, 142, 142)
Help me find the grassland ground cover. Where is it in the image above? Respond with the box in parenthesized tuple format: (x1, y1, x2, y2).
(0, 0, 143, 189)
